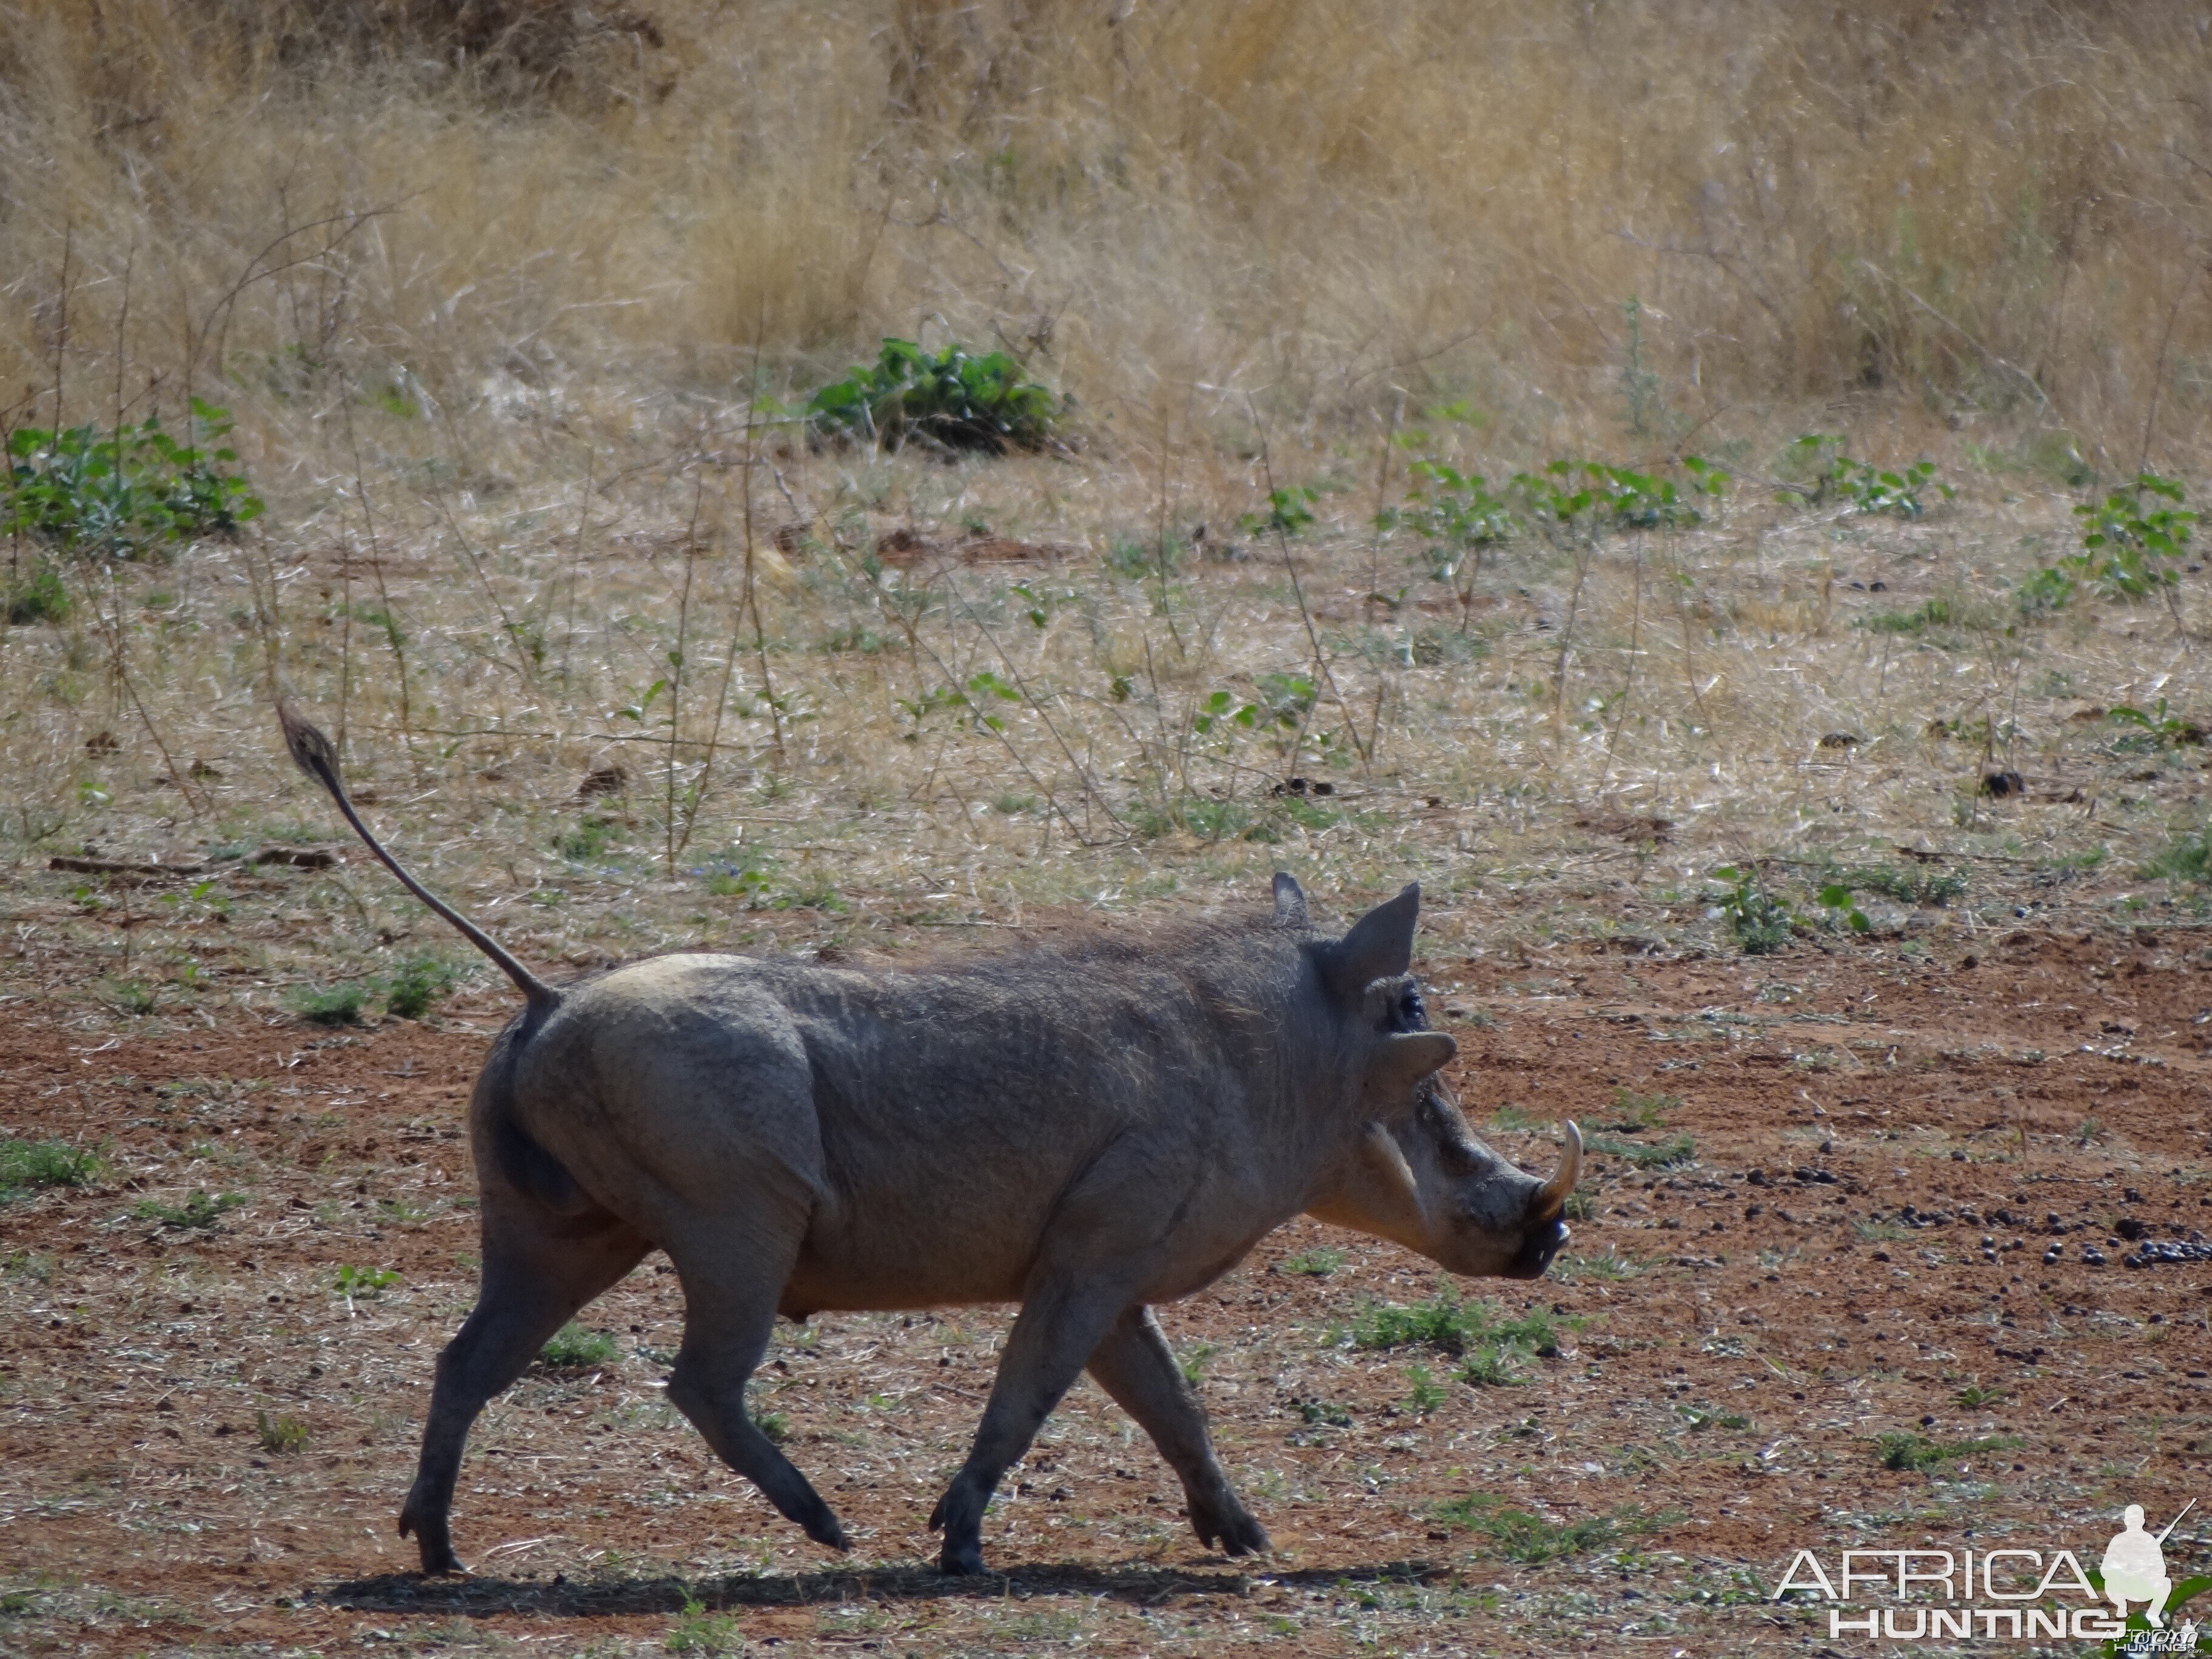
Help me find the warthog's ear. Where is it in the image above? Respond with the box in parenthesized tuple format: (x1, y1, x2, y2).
(1366, 1030, 1455, 1098)
(1326, 882, 1421, 996)
(1272, 871, 1309, 927)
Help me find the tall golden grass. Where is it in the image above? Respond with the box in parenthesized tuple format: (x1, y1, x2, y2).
(4, 1, 2210, 466)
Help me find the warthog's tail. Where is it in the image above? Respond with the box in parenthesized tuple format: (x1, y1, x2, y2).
(276, 702, 559, 1011)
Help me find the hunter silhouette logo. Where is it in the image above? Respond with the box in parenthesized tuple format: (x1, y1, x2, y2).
(2106, 1501, 2194, 1630)
(1771, 1498, 2204, 1644)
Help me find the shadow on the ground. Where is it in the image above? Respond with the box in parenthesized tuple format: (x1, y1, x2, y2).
(315, 1557, 1447, 1618)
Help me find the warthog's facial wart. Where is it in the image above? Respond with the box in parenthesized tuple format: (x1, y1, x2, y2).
(1298, 874, 1580, 1282)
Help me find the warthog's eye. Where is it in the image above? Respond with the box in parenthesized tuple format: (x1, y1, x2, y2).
(1390, 984, 1427, 1031)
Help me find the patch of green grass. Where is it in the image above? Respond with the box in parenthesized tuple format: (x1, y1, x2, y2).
(1830, 862, 1968, 906)
(1875, 1432, 2022, 1472)
(133, 1190, 245, 1230)
(538, 1323, 620, 1370)
(0, 1139, 101, 1199)
(256, 1409, 309, 1455)
(665, 1596, 743, 1655)
(290, 981, 366, 1026)
(4, 558, 70, 625)
(554, 816, 621, 862)
(1347, 1292, 1561, 1361)
(1550, 1248, 1644, 1283)
(1956, 1381, 2008, 1409)
(1487, 1103, 1540, 1131)
(1281, 1247, 1344, 1277)
(1600, 1087, 1679, 1130)
(753, 1411, 789, 1446)
(2143, 827, 2212, 884)
(381, 954, 459, 1020)
(1404, 1363, 1447, 1414)
(101, 977, 159, 1016)
(1179, 1342, 1221, 1384)
(1862, 597, 1958, 634)
(1432, 1494, 1669, 1562)
(1455, 1342, 1528, 1387)
(1584, 1131, 1696, 1168)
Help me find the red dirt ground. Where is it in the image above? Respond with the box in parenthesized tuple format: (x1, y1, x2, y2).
(2, 907, 2209, 1655)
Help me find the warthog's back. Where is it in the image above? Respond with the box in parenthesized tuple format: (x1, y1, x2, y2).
(508, 941, 1314, 1312)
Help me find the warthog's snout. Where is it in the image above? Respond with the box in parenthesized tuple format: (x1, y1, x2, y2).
(1504, 1123, 1581, 1279)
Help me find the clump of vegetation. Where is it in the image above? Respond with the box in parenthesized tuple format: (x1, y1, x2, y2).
(256, 1409, 309, 1455)
(381, 954, 459, 1020)
(4, 559, 70, 625)
(1346, 1292, 1561, 1390)
(538, 1323, 620, 1370)
(1778, 435, 1951, 518)
(1600, 1088, 1678, 1131)
(1280, 1246, 1344, 1277)
(1861, 597, 1958, 635)
(290, 980, 366, 1027)
(1584, 1131, 1697, 1170)
(806, 338, 1064, 454)
(2142, 826, 2212, 885)
(1432, 1493, 1666, 1562)
(2019, 471, 2194, 612)
(1876, 1432, 2022, 1472)
(332, 1264, 400, 1301)
(0, 1138, 101, 1201)
(4, 401, 264, 559)
(666, 1595, 743, 1655)
(1829, 862, 1968, 907)
(1706, 865, 1794, 954)
(1510, 457, 1718, 537)
(133, 1190, 246, 1230)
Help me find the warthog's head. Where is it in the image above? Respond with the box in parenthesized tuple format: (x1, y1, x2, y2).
(1285, 874, 1580, 1281)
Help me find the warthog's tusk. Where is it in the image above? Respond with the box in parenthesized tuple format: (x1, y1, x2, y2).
(1529, 1122, 1582, 1222)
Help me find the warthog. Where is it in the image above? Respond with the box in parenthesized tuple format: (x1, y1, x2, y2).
(277, 705, 1580, 1576)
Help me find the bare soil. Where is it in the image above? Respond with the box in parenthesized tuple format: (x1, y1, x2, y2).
(2, 885, 2209, 1655)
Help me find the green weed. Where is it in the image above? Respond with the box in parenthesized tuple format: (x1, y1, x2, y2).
(2143, 828, 2212, 884)
(133, 1190, 245, 1230)
(1281, 1247, 1344, 1277)
(381, 954, 459, 1020)
(1585, 1131, 1696, 1169)
(1876, 1432, 2022, 1472)
(332, 1264, 400, 1299)
(665, 1596, 742, 1654)
(1778, 436, 1951, 518)
(290, 981, 366, 1026)
(3, 560, 70, 625)
(1706, 865, 1793, 954)
(0, 1139, 101, 1199)
(1432, 1494, 1666, 1562)
(1347, 1292, 1560, 1360)
(1404, 1363, 1447, 1414)
(256, 1409, 309, 1455)
(806, 338, 1064, 454)
(3, 400, 263, 559)
(539, 1324, 620, 1370)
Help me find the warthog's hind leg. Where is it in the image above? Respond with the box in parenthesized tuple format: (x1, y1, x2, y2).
(400, 1205, 648, 1574)
(1087, 1305, 1272, 1557)
(930, 1282, 1127, 1574)
(663, 1238, 848, 1552)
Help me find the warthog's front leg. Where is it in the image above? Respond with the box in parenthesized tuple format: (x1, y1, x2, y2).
(1087, 1305, 1271, 1557)
(929, 1281, 1128, 1574)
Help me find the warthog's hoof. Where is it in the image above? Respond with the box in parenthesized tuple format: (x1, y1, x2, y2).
(1197, 1508, 1273, 1558)
(938, 1538, 989, 1576)
(399, 1497, 467, 1575)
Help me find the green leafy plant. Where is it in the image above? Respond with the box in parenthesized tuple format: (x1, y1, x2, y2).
(2022, 471, 2195, 612)
(1778, 435, 1951, 518)
(665, 1596, 743, 1655)
(1815, 882, 1873, 934)
(256, 1409, 309, 1455)
(1510, 459, 1711, 538)
(1280, 1246, 1344, 1277)
(1828, 863, 1967, 906)
(805, 338, 1063, 454)
(1239, 483, 1323, 538)
(133, 1190, 246, 1230)
(1347, 1292, 1560, 1361)
(1403, 1362, 1447, 1414)
(0, 1138, 101, 1200)
(4, 400, 264, 558)
(538, 1322, 620, 1370)
(1860, 597, 1956, 635)
(381, 954, 458, 1020)
(332, 1264, 400, 1299)
(1706, 865, 1794, 954)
